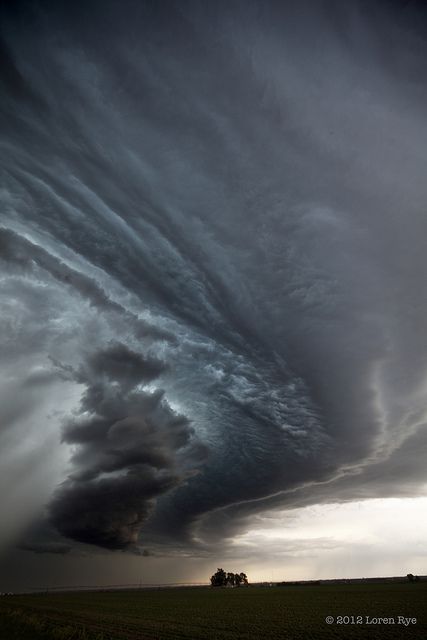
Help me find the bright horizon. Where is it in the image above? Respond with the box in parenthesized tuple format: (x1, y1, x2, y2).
(2, 496, 426, 592)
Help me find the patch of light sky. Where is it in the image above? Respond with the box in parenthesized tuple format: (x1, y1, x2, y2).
(227, 497, 427, 582)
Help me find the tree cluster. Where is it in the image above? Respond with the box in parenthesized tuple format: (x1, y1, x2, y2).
(210, 568, 248, 587)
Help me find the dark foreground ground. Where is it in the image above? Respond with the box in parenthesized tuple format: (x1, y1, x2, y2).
(0, 582, 426, 640)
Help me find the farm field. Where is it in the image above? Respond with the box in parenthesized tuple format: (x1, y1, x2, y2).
(0, 582, 426, 640)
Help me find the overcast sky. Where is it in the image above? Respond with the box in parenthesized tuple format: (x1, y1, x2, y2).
(1, 0, 427, 591)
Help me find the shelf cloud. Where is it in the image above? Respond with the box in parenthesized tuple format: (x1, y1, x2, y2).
(1, 0, 427, 575)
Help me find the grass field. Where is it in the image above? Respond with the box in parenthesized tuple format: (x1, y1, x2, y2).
(0, 582, 426, 639)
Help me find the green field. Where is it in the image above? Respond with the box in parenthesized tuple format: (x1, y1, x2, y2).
(0, 583, 426, 640)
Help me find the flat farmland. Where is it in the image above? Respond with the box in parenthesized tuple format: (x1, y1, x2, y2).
(0, 582, 426, 640)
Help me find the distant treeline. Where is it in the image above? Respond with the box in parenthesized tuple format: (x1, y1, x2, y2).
(277, 575, 426, 586)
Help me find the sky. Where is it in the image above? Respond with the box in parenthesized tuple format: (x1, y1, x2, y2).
(1, 0, 427, 591)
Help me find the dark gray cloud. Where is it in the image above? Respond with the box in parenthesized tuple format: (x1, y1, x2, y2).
(48, 344, 206, 549)
(51, 470, 178, 550)
(80, 343, 167, 390)
(1, 0, 427, 571)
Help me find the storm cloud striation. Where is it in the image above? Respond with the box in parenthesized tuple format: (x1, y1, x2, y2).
(1, 0, 427, 564)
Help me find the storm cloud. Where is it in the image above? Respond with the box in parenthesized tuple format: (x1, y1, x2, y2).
(1, 0, 427, 565)
(48, 343, 206, 549)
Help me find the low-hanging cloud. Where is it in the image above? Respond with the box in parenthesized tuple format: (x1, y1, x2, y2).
(49, 344, 207, 549)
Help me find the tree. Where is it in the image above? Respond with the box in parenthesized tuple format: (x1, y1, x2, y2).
(226, 572, 235, 586)
(210, 568, 227, 586)
(210, 568, 248, 587)
(239, 572, 248, 585)
(407, 573, 419, 583)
